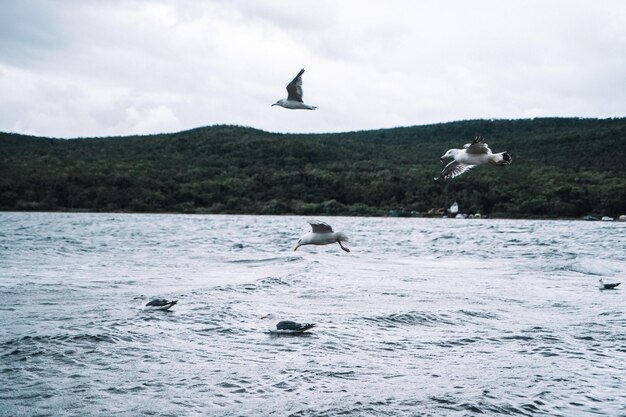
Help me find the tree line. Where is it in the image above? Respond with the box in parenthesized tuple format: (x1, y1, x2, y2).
(1, 117, 625, 218)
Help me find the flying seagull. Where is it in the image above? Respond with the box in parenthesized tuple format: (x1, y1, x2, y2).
(435, 136, 512, 180)
(261, 313, 316, 334)
(272, 68, 317, 110)
(294, 220, 350, 252)
(598, 279, 620, 290)
(145, 299, 178, 311)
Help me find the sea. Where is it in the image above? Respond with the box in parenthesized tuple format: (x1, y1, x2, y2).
(0, 212, 624, 416)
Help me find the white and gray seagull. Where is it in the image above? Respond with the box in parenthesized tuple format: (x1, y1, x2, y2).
(261, 313, 316, 335)
(293, 220, 350, 253)
(272, 68, 317, 110)
(598, 279, 620, 290)
(435, 136, 512, 180)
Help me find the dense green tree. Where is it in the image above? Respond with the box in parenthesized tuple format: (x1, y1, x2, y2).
(1, 118, 625, 218)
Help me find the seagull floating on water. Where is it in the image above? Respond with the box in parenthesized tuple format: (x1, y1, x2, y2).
(261, 313, 316, 334)
(436, 136, 512, 180)
(294, 220, 350, 253)
(145, 299, 178, 311)
(598, 279, 620, 290)
(272, 68, 317, 110)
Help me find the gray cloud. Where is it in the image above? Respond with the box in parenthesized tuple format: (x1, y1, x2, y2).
(1, 0, 625, 138)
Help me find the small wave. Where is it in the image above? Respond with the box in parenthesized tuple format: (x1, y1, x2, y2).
(215, 381, 242, 389)
(429, 395, 457, 405)
(433, 336, 483, 347)
(320, 371, 357, 380)
(430, 394, 540, 416)
(3, 333, 123, 348)
(556, 260, 621, 277)
(257, 276, 291, 287)
(458, 401, 535, 416)
(500, 335, 534, 341)
(0, 332, 140, 362)
(288, 401, 400, 417)
(194, 327, 238, 335)
(364, 311, 457, 327)
(504, 238, 528, 246)
(458, 309, 499, 320)
(210, 275, 292, 294)
(229, 256, 301, 266)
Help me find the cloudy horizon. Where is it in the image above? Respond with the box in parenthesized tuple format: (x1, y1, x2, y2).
(1, 0, 625, 138)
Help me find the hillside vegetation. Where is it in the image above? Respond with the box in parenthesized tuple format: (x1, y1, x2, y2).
(1, 118, 625, 218)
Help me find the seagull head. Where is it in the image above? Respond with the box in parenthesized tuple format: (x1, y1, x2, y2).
(272, 99, 284, 107)
(293, 233, 313, 251)
(440, 149, 456, 162)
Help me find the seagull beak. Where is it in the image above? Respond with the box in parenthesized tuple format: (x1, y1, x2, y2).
(271, 103, 277, 106)
(260, 314, 269, 319)
(293, 244, 300, 251)
(439, 156, 445, 163)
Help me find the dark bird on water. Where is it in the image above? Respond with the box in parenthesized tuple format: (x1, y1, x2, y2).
(598, 279, 620, 290)
(261, 313, 316, 334)
(145, 299, 178, 311)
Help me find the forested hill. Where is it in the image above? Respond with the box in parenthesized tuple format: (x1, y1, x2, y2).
(1, 118, 625, 218)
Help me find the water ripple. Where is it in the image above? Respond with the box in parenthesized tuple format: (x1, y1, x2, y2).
(0, 213, 624, 416)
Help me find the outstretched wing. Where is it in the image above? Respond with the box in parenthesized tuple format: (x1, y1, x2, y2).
(463, 136, 483, 146)
(436, 161, 475, 180)
(308, 220, 333, 233)
(464, 136, 491, 155)
(286, 68, 305, 102)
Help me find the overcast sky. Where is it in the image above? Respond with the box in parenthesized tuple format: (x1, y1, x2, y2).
(1, 1, 625, 138)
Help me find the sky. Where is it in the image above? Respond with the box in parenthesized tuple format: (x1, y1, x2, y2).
(1, 0, 625, 138)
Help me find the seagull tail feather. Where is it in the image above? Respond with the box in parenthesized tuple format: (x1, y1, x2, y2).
(299, 323, 316, 332)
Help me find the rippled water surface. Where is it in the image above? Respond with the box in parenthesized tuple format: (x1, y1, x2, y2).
(1, 213, 625, 416)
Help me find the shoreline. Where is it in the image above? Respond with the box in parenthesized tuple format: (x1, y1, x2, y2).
(2, 210, 624, 222)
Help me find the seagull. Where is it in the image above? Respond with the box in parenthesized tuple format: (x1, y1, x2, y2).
(598, 279, 621, 290)
(272, 68, 317, 110)
(261, 313, 316, 334)
(144, 299, 178, 311)
(435, 136, 512, 180)
(293, 220, 350, 252)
